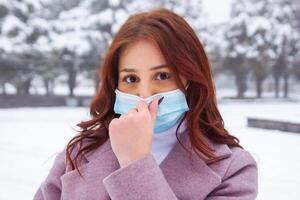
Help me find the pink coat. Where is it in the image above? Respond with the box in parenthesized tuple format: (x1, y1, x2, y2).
(33, 130, 258, 200)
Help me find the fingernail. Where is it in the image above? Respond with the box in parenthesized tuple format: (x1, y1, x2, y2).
(158, 97, 164, 105)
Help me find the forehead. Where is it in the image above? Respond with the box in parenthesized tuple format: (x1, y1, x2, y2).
(118, 39, 167, 71)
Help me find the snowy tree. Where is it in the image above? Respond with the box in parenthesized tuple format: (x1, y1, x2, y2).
(223, 0, 252, 98)
(28, 17, 61, 96)
(0, 0, 214, 97)
(43, 0, 126, 95)
(246, 0, 275, 98)
(0, 0, 11, 95)
(162, 0, 223, 75)
(58, 0, 212, 93)
(224, 0, 299, 98)
(270, 0, 300, 98)
(293, 0, 300, 81)
(0, 0, 39, 95)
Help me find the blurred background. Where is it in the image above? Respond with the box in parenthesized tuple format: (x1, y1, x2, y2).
(0, 0, 299, 199)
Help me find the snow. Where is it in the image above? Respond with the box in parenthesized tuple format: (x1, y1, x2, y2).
(10, 0, 29, 15)
(23, 0, 41, 10)
(50, 32, 92, 56)
(0, 0, 9, 7)
(202, 0, 231, 24)
(109, 0, 121, 7)
(59, 7, 90, 21)
(0, 37, 13, 52)
(1, 99, 300, 199)
(1, 15, 26, 36)
(248, 16, 271, 35)
(0, 107, 88, 199)
(112, 8, 129, 34)
(219, 101, 300, 199)
(97, 8, 114, 25)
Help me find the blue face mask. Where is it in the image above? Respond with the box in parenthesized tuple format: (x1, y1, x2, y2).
(113, 87, 190, 134)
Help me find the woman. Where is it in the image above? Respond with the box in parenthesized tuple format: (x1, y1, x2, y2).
(34, 8, 258, 200)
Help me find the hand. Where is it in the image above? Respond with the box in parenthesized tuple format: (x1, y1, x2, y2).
(108, 97, 160, 168)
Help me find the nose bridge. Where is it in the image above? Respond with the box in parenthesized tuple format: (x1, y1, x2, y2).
(138, 80, 155, 99)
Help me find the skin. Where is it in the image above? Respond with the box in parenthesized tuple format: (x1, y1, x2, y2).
(108, 39, 188, 168)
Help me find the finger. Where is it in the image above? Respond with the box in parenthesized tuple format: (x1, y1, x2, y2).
(127, 108, 138, 115)
(119, 114, 125, 118)
(149, 97, 160, 122)
(136, 100, 149, 114)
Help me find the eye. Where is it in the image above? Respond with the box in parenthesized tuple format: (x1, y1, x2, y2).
(122, 75, 139, 84)
(155, 72, 171, 80)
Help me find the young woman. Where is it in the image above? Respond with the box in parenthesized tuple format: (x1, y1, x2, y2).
(34, 8, 258, 200)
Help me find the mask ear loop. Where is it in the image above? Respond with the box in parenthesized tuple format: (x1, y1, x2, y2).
(185, 82, 190, 90)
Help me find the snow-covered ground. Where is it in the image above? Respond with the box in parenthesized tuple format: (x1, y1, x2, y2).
(0, 100, 300, 199)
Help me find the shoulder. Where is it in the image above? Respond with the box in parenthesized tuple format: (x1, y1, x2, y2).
(210, 144, 257, 179)
(47, 147, 68, 176)
(33, 147, 67, 199)
(206, 144, 258, 199)
(224, 146, 257, 179)
(229, 146, 257, 167)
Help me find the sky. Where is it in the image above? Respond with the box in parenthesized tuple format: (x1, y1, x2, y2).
(202, 0, 231, 24)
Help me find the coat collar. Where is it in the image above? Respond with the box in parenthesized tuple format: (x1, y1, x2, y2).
(83, 126, 232, 165)
(62, 126, 232, 200)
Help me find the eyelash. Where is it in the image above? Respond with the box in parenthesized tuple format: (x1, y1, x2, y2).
(122, 72, 171, 84)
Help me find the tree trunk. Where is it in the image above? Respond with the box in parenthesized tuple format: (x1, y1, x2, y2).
(44, 79, 50, 96)
(274, 75, 280, 98)
(283, 73, 289, 98)
(255, 76, 263, 98)
(68, 66, 77, 97)
(1, 83, 6, 95)
(235, 75, 247, 98)
(23, 79, 31, 95)
(16, 78, 32, 96)
(44, 78, 54, 96)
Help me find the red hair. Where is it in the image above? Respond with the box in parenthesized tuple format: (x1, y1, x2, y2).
(66, 8, 241, 177)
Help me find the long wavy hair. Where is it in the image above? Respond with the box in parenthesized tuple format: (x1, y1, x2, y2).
(66, 8, 241, 177)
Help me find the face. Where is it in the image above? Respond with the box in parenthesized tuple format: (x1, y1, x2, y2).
(117, 39, 188, 98)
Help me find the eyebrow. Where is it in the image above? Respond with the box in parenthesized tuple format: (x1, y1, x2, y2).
(119, 64, 168, 73)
